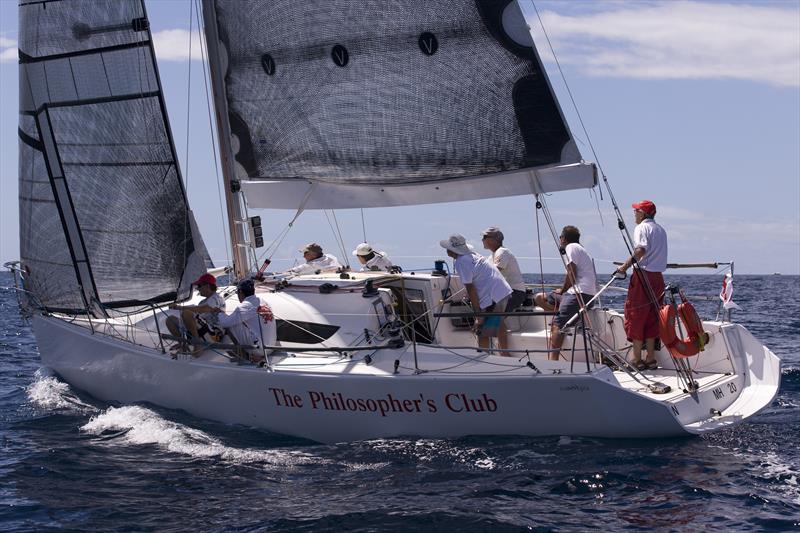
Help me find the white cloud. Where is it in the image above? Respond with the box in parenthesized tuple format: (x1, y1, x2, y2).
(151, 29, 204, 62)
(0, 36, 16, 63)
(528, 1, 800, 88)
(0, 47, 15, 63)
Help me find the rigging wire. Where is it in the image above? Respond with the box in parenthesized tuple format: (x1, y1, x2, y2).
(255, 184, 316, 266)
(183, 0, 193, 190)
(533, 195, 549, 347)
(360, 209, 367, 243)
(324, 210, 349, 267)
(195, 0, 231, 268)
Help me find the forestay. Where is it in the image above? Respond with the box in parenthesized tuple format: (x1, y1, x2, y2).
(18, 0, 209, 313)
(202, 0, 596, 210)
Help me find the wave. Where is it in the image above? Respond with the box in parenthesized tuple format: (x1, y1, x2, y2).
(80, 405, 327, 467)
(781, 367, 800, 392)
(26, 368, 98, 413)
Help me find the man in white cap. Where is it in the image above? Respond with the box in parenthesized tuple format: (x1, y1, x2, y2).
(481, 226, 527, 352)
(352, 243, 393, 271)
(288, 243, 342, 275)
(440, 233, 512, 353)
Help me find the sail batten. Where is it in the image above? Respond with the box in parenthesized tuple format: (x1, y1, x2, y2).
(18, 0, 210, 312)
(203, 0, 591, 209)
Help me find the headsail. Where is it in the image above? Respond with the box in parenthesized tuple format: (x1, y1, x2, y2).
(18, 0, 209, 313)
(202, 0, 596, 210)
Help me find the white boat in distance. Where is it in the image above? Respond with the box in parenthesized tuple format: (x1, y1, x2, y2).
(8, 0, 780, 443)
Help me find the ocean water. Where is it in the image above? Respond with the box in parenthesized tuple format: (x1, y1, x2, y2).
(1, 272, 798, 532)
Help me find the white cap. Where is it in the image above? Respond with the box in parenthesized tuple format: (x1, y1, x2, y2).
(352, 243, 374, 256)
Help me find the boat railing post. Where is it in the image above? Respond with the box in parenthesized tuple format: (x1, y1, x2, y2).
(411, 319, 420, 373)
(256, 314, 271, 370)
(151, 304, 165, 353)
(581, 324, 592, 373)
(85, 297, 95, 334)
(568, 327, 576, 373)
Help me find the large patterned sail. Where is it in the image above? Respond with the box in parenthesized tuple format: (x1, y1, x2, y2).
(18, 0, 209, 313)
(202, 0, 596, 209)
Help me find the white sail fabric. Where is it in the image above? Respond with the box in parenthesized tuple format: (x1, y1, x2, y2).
(202, 0, 594, 210)
(242, 163, 596, 210)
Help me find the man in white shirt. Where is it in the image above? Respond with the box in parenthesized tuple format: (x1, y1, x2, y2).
(166, 272, 225, 355)
(216, 279, 277, 362)
(352, 243, 394, 272)
(534, 226, 597, 360)
(440, 233, 512, 353)
(481, 226, 527, 353)
(615, 200, 668, 370)
(288, 243, 342, 276)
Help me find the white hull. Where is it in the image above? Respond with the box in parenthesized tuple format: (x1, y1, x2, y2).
(32, 306, 780, 443)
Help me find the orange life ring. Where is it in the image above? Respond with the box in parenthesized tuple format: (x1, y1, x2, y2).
(658, 299, 708, 358)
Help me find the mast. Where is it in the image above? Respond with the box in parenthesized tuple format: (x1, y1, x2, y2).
(200, 0, 250, 280)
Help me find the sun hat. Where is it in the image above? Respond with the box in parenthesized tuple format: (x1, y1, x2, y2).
(300, 242, 323, 254)
(481, 226, 504, 242)
(352, 243, 374, 256)
(193, 273, 217, 287)
(631, 200, 656, 216)
(439, 233, 474, 255)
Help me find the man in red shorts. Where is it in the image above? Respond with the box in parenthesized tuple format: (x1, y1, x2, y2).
(615, 200, 668, 370)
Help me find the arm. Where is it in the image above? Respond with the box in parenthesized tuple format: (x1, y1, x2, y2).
(465, 283, 483, 325)
(558, 262, 577, 294)
(216, 306, 241, 328)
(493, 250, 508, 271)
(169, 302, 219, 313)
(616, 247, 646, 273)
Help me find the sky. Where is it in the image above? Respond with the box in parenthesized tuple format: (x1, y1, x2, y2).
(0, 0, 798, 276)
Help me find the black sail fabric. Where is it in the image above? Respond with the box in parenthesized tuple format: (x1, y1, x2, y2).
(204, 0, 588, 207)
(18, 0, 209, 312)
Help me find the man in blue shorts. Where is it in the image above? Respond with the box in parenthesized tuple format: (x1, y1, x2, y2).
(440, 233, 512, 354)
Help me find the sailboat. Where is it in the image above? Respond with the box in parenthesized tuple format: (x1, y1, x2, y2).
(7, 0, 780, 444)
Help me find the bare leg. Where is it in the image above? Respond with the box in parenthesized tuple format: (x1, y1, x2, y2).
(166, 315, 180, 337)
(181, 309, 200, 341)
(498, 320, 510, 356)
(549, 324, 564, 361)
(630, 340, 644, 364)
(478, 335, 490, 351)
(644, 338, 657, 364)
(534, 292, 555, 311)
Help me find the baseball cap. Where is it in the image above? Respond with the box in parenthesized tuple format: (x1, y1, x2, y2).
(481, 226, 504, 241)
(193, 273, 217, 287)
(632, 200, 656, 216)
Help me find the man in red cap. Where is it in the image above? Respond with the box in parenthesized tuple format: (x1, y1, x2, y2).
(616, 200, 668, 370)
(165, 273, 225, 355)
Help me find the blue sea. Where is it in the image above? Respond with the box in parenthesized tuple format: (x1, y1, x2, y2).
(1, 272, 798, 531)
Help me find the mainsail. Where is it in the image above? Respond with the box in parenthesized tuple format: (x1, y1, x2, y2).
(202, 0, 596, 210)
(18, 0, 209, 313)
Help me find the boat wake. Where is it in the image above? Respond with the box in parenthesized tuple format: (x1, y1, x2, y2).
(26, 368, 98, 413)
(80, 405, 327, 468)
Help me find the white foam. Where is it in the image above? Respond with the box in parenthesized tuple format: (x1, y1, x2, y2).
(80, 405, 326, 467)
(366, 439, 499, 469)
(26, 369, 97, 413)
